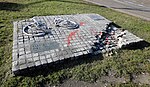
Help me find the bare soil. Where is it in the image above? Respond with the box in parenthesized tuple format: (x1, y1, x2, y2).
(50, 73, 150, 87)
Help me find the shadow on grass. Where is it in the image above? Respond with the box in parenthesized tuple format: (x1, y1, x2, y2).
(0, 2, 24, 11)
(122, 40, 150, 50)
(27, 0, 107, 7)
(14, 53, 103, 76)
(0, 0, 107, 11)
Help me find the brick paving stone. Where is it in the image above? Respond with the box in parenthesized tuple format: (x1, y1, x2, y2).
(26, 54, 32, 58)
(12, 65, 19, 72)
(52, 57, 59, 62)
(27, 62, 35, 68)
(19, 59, 26, 65)
(12, 61, 18, 67)
(12, 53, 18, 61)
(27, 58, 33, 63)
(33, 53, 39, 57)
(19, 55, 25, 60)
(35, 61, 41, 66)
(33, 57, 40, 62)
(40, 56, 46, 60)
(46, 54, 51, 59)
(19, 64, 27, 70)
(47, 58, 53, 63)
(83, 51, 88, 55)
(41, 59, 47, 65)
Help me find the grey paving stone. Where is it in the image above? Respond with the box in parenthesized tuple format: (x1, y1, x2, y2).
(44, 51, 49, 54)
(83, 51, 88, 55)
(46, 54, 51, 59)
(47, 58, 53, 63)
(33, 53, 39, 57)
(19, 47, 24, 51)
(12, 65, 19, 72)
(27, 58, 33, 63)
(41, 59, 47, 65)
(12, 61, 18, 67)
(52, 57, 59, 62)
(74, 52, 78, 57)
(18, 55, 26, 60)
(19, 59, 26, 65)
(51, 53, 56, 58)
(19, 51, 25, 56)
(27, 62, 35, 68)
(35, 61, 41, 66)
(59, 56, 65, 60)
(26, 54, 32, 58)
(78, 52, 83, 56)
(50, 50, 55, 53)
(13, 45, 18, 49)
(12, 53, 18, 61)
(19, 64, 27, 70)
(33, 57, 40, 62)
(40, 56, 46, 60)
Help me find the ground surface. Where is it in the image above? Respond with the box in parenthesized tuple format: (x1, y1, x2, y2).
(0, 0, 150, 87)
(85, 0, 150, 21)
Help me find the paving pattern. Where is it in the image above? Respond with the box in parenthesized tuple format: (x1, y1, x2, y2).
(12, 14, 143, 75)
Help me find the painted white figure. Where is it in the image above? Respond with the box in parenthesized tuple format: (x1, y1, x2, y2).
(117, 37, 124, 48)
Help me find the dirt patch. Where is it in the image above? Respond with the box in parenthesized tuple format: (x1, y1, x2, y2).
(55, 76, 128, 87)
(132, 72, 150, 85)
(50, 73, 150, 87)
(58, 79, 107, 87)
(98, 76, 127, 84)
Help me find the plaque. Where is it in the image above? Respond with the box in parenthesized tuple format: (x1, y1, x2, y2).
(30, 40, 60, 53)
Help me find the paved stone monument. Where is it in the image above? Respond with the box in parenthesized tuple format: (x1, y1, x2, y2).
(12, 14, 143, 75)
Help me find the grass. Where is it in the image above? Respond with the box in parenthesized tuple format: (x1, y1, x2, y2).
(0, 0, 150, 86)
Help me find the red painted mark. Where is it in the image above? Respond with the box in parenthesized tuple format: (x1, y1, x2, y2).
(67, 30, 79, 46)
(99, 31, 102, 35)
(106, 37, 108, 40)
(107, 42, 110, 45)
(105, 37, 110, 45)
(80, 22, 85, 26)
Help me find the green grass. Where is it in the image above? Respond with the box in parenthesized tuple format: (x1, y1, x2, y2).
(0, 0, 150, 86)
